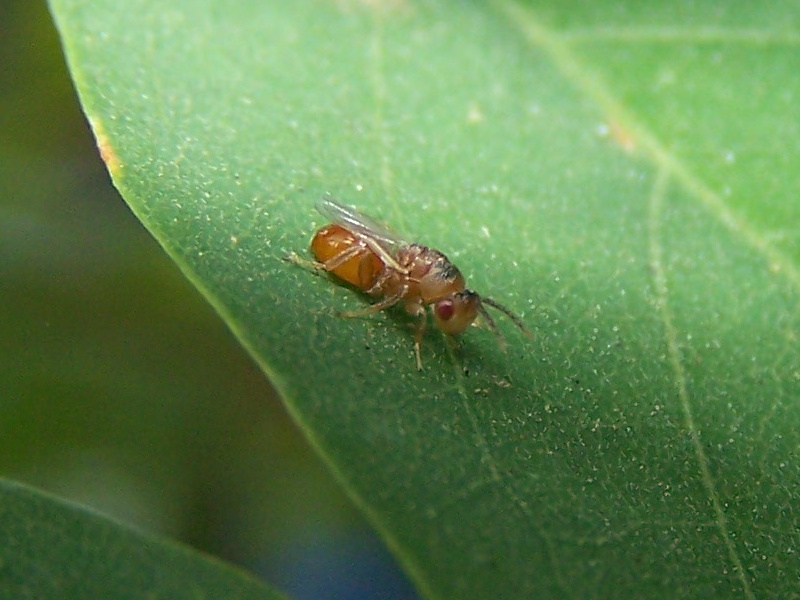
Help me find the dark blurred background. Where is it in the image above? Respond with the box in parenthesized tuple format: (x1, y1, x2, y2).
(0, 2, 417, 598)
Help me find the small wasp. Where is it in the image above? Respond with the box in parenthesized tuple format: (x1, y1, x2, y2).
(287, 196, 530, 369)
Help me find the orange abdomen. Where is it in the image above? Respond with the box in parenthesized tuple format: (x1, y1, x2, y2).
(311, 224, 383, 291)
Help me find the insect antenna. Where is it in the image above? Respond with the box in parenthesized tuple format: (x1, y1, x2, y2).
(480, 296, 533, 343)
(476, 303, 507, 352)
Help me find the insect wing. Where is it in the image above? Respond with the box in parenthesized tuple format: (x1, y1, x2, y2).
(316, 196, 404, 249)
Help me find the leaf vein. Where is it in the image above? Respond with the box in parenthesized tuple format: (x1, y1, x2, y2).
(648, 167, 755, 599)
(563, 27, 800, 45)
(492, 0, 800, 294)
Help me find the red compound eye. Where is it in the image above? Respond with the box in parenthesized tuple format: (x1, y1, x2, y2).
(435, 299, 455, 321)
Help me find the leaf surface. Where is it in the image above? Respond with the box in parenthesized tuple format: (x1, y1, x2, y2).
(0, 480, 284, 600)
(50, 0, 800, 598)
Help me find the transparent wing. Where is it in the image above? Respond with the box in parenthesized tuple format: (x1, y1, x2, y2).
(316, 195, 405, 249)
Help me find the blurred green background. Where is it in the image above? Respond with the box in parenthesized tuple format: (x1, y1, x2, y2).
(0, 2, 416, 597)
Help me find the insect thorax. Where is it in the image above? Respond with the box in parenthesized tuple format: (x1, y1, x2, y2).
(400, 244, 466, 302)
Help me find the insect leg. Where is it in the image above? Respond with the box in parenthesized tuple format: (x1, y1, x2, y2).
(284, 242, 368, 274)
(360, 236, 410, 275)
(364, 262, 398, 295)
(319, 241, 371, 272)
(413, 315, 426, 371)
(337, 283, 408, 318)
(283, 251, 318, 268)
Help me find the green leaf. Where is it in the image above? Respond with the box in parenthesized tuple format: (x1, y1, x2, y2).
(49, 0, 800, 598)
(0, 480, 284, 600)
